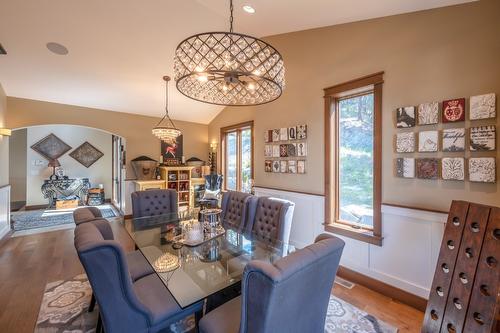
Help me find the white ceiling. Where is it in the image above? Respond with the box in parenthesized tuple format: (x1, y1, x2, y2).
(0, 0, 475, 124)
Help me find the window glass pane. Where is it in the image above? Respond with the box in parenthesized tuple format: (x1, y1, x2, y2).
(240, 128, 252, 193)
(338, 93, 374, 227)
(226, 132, 237, 191)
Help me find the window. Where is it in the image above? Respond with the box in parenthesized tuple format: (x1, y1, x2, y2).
(324, 72, 383, 246)
(221, 121, 254, 192)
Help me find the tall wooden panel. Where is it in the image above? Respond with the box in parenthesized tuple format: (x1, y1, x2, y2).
(422, 201, 500, 333)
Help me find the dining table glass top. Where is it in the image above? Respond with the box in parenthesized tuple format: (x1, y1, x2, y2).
(123, 208, 287, 308)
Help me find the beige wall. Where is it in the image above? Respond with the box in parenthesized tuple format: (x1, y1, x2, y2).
(209, 0, 500, 211)
(6, 97, 209, 179)
(9, 128, 26, 202)
(0, 84, 8, 186)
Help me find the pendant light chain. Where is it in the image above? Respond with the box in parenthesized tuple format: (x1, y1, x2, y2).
(229, 0, 234, 33)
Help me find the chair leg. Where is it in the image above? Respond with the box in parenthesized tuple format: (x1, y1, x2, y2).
(96, 312, 102, 333)
(194, 309, 203, 333)
(88, 293, 96, 312)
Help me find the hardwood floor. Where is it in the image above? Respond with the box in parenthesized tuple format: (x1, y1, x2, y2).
(0, 221, 423, 332)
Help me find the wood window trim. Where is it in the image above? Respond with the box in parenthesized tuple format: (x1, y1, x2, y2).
(324, 72, 384, 246)
(220, 120, 254, 192)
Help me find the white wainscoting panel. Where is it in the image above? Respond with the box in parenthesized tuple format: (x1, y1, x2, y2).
(253, 186, 448, 299)
(0, 185, 11, 239)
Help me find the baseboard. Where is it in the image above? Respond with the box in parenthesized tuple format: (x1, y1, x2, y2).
(337, 266, 427, 312)
(24, 204, 48, 211)
(0, 228, 13, 246)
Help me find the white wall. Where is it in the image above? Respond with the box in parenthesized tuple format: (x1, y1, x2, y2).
(254, 187, 447, 299)
(26, 125, 112, 206)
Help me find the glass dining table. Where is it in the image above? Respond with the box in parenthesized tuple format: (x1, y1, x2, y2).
(122, 209, 287, 309)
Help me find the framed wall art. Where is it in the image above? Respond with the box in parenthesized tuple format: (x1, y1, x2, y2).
(280, 144, 288, 157)
(30, 133, 72, 161)
(442, 98, 465, 123)
(470, 126, 496, 151)
(288, 160, 297, 173)
(287, 143, 297, 157)
(396, 106, 416, 128)
(297, 160, 306, 174)
(280, 128, 288, 141)
(418, 130, 439, 152)
(442, 157, 465, 181)
(442, 128, 465, 152)
(288, 127, 297, 140)
(297, 125, 307, 139)
(264, 145, 273, 157)
(265, 130, 273, 143)
(272, 129, 280, 142)
(416, 158, 439, 180)
(470, 93, 496, 120)
(418, 102, 439, 125)
(396, 158, 415, 178)
(469, 157, 496, 183)
(272, 145, 280, 157)
(265, 160, 272, 172)
(70, 141, 104, 168)
(396, 132, 415, 153)
(272, 160, 280, 173)
(280, 160, 288, 173)
(297, 142, 307, 156)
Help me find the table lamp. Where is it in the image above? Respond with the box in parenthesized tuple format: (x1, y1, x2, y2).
(48, 159, 61, 180)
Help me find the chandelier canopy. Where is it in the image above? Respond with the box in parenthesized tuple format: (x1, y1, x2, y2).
(152, 76, 182, 143)
(174, 0, 285, 106)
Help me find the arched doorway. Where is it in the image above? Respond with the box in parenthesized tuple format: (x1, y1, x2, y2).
(8, 124, 126, 232)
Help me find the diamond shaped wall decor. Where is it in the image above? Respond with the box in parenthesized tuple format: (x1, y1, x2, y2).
(30, 133, 72, 161)
(70, 141, 104, 168)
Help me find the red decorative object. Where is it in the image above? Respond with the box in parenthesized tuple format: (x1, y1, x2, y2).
(442, 98, 465, 122)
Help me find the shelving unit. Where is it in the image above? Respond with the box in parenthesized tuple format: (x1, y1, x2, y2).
(160, 166, 194, 210)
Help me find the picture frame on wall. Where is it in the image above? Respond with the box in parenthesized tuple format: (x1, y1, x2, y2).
(297, 142, 307, 156)
(416, 158, 439, 180)
(280, 144, 288, 157)
(280, 160, 288, 173)
(272, 160, 280, 173)
(442, 157, 465, 181)
(469, 126, 496, 151)
(396, 106, 416, 128)
(280, 128, 288, 141)
(418, 102, 439, 125)
(272, 129, 280, 142)
(288, 160, 297, 173)
(442, 98, 465, 123)
(264, 145, 273, 157)
(297, 160, 306, 174)
(418, 130, 439, 152)
(396, 158, 415, 178)
(264, 130, 273, 143)
(287, 143, 297, 157)
(272, 145, 280, 157)
(470, 93, 496, 120)
(265, 160, 272, 172)
(442, 128, 465, 152)
(396, 132, 415, 153)
(288, 127, 297, 140)
(469, 157, 496, 183)
(297, 125, 307, 139)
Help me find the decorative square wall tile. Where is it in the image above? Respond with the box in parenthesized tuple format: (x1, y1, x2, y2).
(272, 160, 280, 173)
(265, 160, 272, 172)
(280, 128, 288, 141)
(297, 160, 306, 174)
(30, 133, 72, 161)
(469, 157, 496, 183)
(442, 128, 465, 152)
(70, 142, 104, 168)
(272, 145, 280, 157)
(272, 129, 280, 142)
(288, 160, 297, 173)
(280, 160, 288, 173)
(264, 145, 273, 157)
(418, 130, 439, 152)
(396, 132, 415, 153)
(265, 130, 273, 143)
(470, 126, 496, 151)
(442, 158, 465, 181)
(396, 158, 415, 178)
(418, 102, 439, 125)
(288, 127, 297, 140)
(287, 143, 297, 157)
(280, 144, 288, 157)
(470, 93, 496, 120)
(442, 98, 465, 122)
(416, 158, 439, 179)
(396, 106, 416, 128)
(297, 142, 307, 156)
(297, 125, 307, 139)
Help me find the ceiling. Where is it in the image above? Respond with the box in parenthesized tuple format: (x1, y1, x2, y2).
(0, 0, 475, 124)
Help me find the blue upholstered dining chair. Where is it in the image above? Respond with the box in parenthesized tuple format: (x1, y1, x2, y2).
(220, 190, 258, 233)
(131, 189, 178, 218)
(74, 222, 203, 333)
(199, 234, 345, 333)
(246, 196, 295, 253)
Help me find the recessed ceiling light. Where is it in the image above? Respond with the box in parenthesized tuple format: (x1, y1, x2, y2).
(243, 5, 255, 14)
(46, 42, 69, 55)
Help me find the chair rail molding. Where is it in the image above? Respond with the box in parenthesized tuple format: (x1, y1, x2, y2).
(254, 186, 447, 299)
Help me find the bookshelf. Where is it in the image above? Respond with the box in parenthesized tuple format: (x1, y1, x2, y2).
(160, 166, 194, 210)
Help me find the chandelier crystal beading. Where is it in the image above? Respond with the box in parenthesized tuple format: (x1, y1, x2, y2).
(152, 76, 182, 143)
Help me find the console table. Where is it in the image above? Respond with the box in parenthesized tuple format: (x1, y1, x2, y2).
(41, 178, 91, 208)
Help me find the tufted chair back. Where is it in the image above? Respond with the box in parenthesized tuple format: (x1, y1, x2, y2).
(131, 189, 178, 218)
(74, 222, 152, 333)
(220, 191, 256, 233)
(239, 234, 345, 333)
(249, 197, 295, 249)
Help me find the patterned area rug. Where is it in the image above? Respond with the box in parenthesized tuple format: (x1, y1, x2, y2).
(35, 275, 397, 333)
(11, 206, 116, 231)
